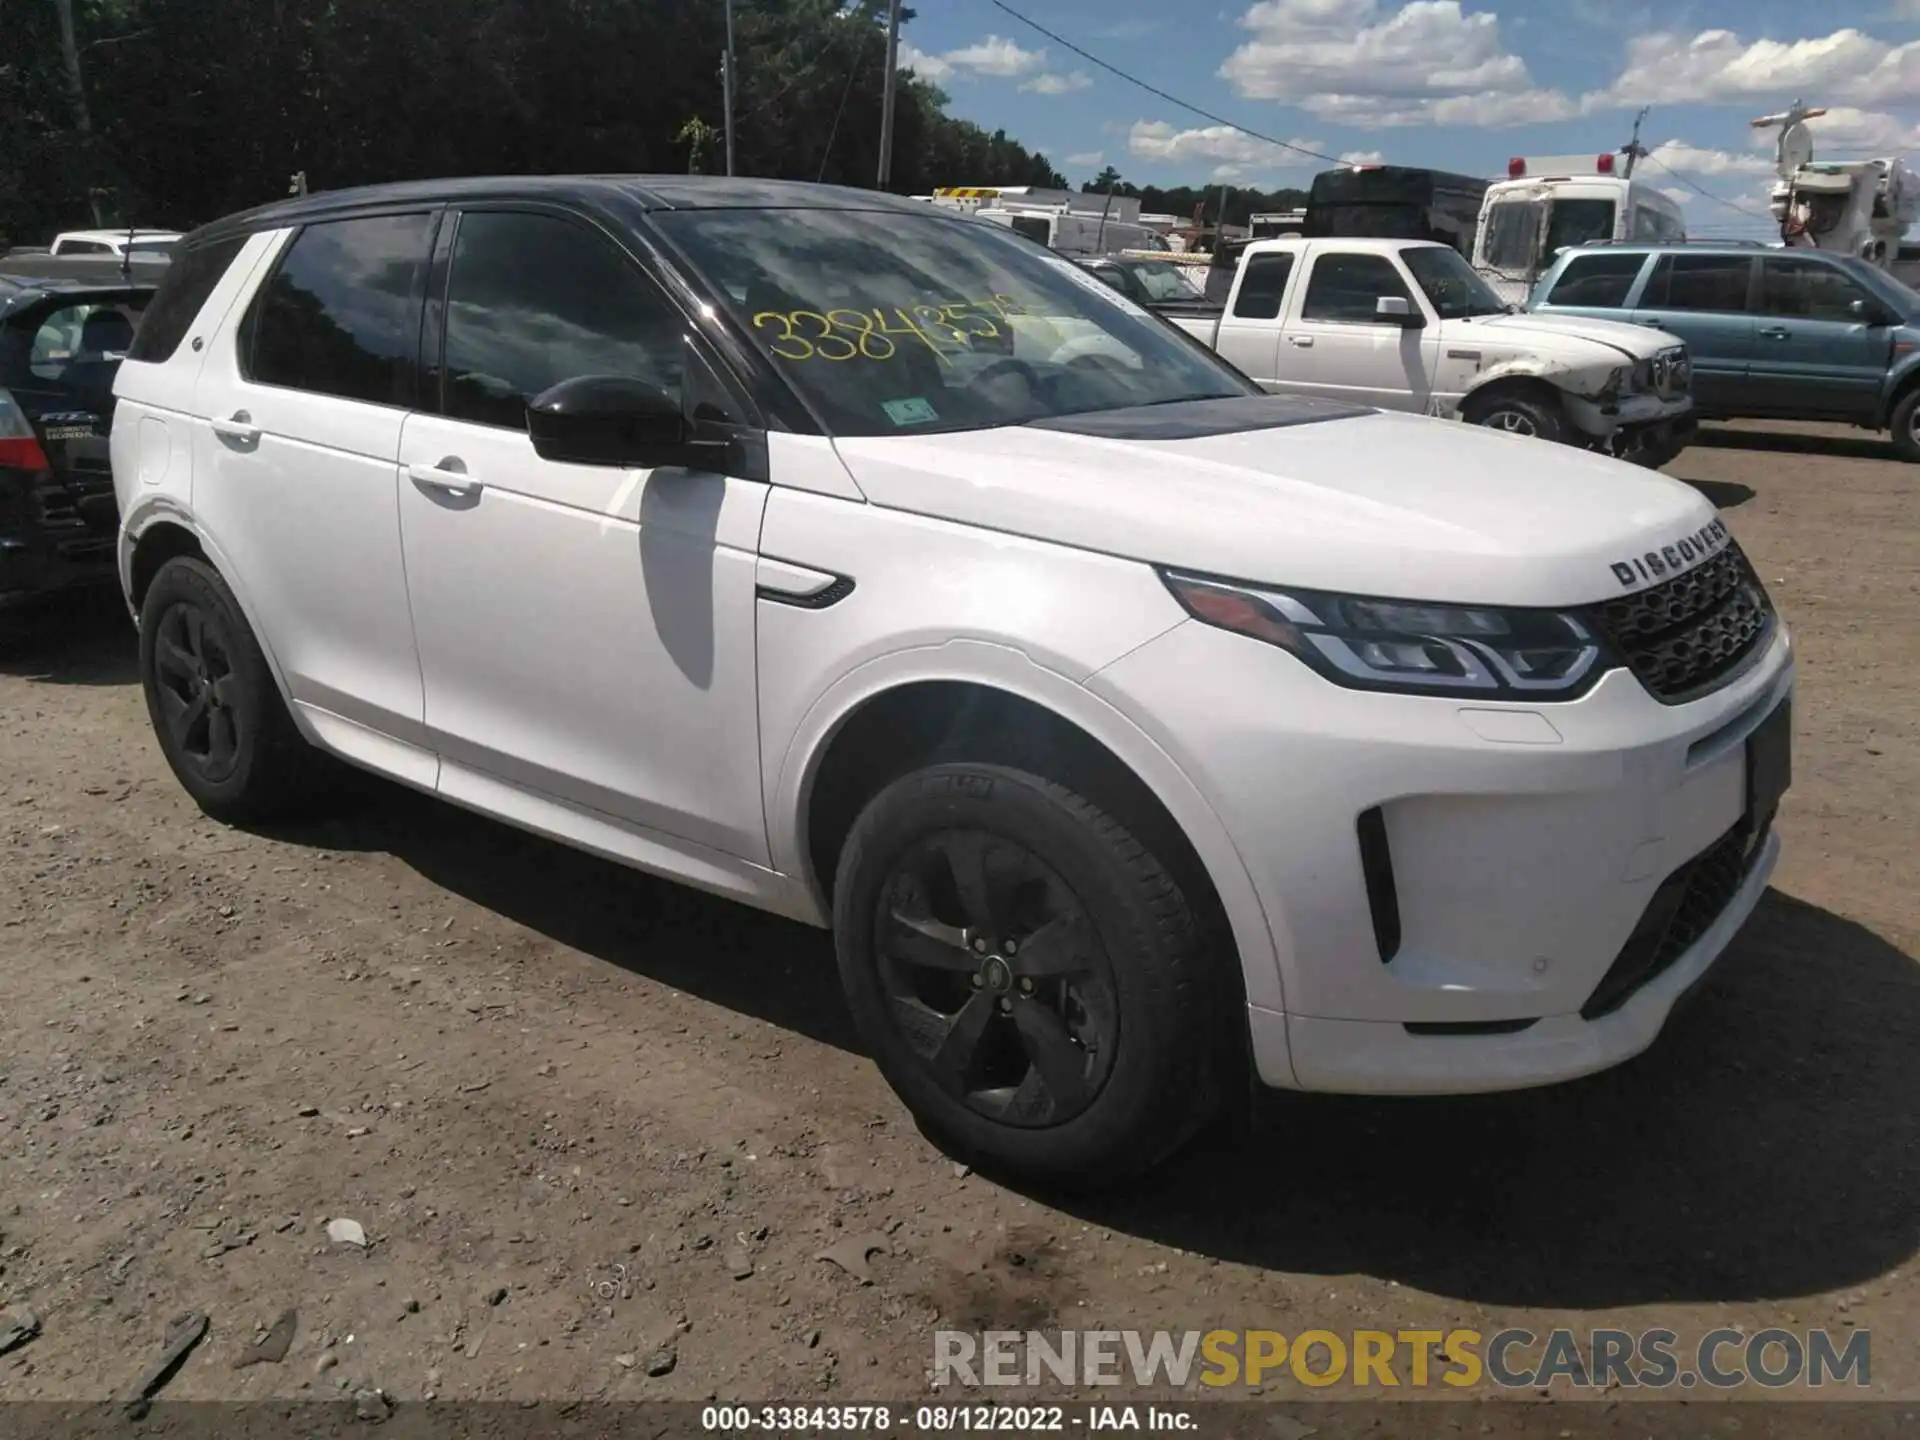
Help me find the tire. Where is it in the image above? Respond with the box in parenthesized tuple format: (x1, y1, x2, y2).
(138, 556, 327, 825)
(832, 762, 1226, 1189)
(1892, 387, 1920, 463)
(1464, 390, 1568, 445)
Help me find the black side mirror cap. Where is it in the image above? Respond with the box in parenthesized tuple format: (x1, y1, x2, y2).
(526, 374, 729, 469)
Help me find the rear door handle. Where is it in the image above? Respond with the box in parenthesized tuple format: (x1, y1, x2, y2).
(210, 413, 260, 443)
(1758, 327, 1791, 340)
(1288, 335, 1314, 347)
(407, 461, 481, 497)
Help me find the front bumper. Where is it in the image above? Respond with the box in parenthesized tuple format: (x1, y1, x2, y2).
(1086, 614, 1794, 1095)
(0, 530, 118, 608)
(1562, 389, 1693, 444)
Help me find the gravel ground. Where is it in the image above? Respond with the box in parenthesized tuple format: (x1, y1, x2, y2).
(0, 420, 1915, 1419)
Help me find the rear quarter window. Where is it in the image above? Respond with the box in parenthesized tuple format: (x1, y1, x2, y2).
(127, 235, 248, 363)
(1545, 252, 1647, 308)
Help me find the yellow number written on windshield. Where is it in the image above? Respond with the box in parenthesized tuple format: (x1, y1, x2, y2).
(750, 296, 1031, 363)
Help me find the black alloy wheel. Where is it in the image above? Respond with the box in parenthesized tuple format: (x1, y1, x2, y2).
(874, 828, 1119, 1127)
(150, 600, 244, 785)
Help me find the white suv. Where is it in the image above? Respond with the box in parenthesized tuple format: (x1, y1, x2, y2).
(111, 177, 1794, 1187)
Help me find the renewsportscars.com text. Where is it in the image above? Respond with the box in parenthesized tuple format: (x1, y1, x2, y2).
(932, 1328, 1871, 1391)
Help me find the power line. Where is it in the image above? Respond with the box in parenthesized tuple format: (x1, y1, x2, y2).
(1640, 152, 1771, 220)
(985, 0, 1347, 167)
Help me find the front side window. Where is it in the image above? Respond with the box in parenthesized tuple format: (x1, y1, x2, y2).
(440, 210, 686, 430)
(1546, 252, 1646, 309)
(1299, 252, 1415, 323)
(1645, 254, 1753, 313)
(247, 212, 434, 406)
(1124, 261, 1197, 301)
(1401, 246, 1508, 319)
(57, 239, 112, 256)
(1232, 253, 1295, 320)
(1759, 256, 1871, 323)
(653, 206, 1252, 438)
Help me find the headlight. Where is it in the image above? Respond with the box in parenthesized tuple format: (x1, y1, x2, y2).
(1161, 570, 1609, 699)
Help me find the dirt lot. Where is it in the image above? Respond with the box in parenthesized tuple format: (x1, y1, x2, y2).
(0, 421, 1916, 1415)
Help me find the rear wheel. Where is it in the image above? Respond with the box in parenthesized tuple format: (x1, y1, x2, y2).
(1892, 387, 1920, 463)
(1464, 390, 1568, 445)
(832, 762, 1226, 1189)
(138, 557, 327, 824)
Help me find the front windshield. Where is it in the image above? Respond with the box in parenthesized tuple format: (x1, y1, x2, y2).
(1479, 199, 1543, 273)
(1403, 246, 1511, 319)
(1544, 198, 1618, 254)
(654, 207, 1254, 438)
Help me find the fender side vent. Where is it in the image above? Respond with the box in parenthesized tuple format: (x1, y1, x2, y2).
(1356, 806, 1402, 964)
(757, 574, 855, 610)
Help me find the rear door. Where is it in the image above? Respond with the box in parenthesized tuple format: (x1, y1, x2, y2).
(1630, 253, 1758, 412)
(190, 211, 438, 780)
(1212, 250, 1295, 385)
(1746, 254, 1890, 420)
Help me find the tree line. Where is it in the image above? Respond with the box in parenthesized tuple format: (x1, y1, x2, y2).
(2, 0, 1070, 245)
(1083, 166, 1313, 233)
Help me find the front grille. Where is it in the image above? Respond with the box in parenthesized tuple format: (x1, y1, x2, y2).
(1580, 816, 1768, 1020)
(1594, 541, 1773, 703)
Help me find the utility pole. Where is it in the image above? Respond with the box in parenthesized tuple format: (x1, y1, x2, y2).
(876, 0, 901, 189)
(722, 0, 737, 177)
(1621, 105, 1650, 178)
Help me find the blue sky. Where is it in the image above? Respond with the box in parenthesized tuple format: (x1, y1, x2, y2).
(897, 0, 1920, 237)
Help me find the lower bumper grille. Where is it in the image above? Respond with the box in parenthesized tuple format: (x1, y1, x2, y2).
(1580, 816, 1769, 1021)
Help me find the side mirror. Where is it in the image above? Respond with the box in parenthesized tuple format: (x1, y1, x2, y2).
(1375, 295, 1423, 327)
(1849, 298, 1894, 326)
(526, 375, 726, 469)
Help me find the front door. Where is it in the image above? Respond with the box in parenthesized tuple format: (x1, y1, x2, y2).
(189, 212, 438, 779)
(1747, 254, 1891, 420)
(1213, 250, 1294, 387)
(397, 207, 772, 864)
(1273, 250, 1433, 412)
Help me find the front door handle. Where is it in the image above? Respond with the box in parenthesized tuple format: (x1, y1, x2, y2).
(407, 461, 481, 497)
(210, 412, 260, 443)
(1288, 335, 1315, 347)
(1758, 327, 1792, 340)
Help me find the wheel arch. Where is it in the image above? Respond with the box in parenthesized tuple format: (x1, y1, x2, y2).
(1460, 370, 1568, 419)
(770, 643, 1288, 1031)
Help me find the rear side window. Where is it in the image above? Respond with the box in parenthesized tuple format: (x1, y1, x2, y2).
(439, 210, 685, 430)
(126, 234, 246, 363)
(1643, 254, 1752, 313)
(1300, 252, 1413, 323)
(57, 239, 112, 256)
(1546, 253, 1645, 308)
(246, 212, 434, 407)
(1233, 252, 1295, 320)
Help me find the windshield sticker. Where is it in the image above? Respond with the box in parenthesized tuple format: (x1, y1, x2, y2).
(882, 396, 939, 426)
(751, 297, 1033, 364)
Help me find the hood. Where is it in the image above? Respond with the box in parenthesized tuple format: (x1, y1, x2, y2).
(1447, 311, 1678, 362)
(830, 400, 1718, 608)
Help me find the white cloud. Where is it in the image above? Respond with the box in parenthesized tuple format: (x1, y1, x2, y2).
(1022, 70, 1093, 95)
(1219, 0, 1573, 129)
(1755, 105, 1920, 154)
(942, 34, 1045, 78)
(897, 41, 952, 82)
(1127, 119, 1323, 170)
(1646, 139, 1774, 178)
(1065, 150, 1105, 167)
(1338, 149, 1387, 165)
(1661, 187, 1692, 206)
(1587, 27, 1920, 109)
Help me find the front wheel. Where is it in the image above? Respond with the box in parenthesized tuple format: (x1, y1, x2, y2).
(1891, 387, 1920, 463)
(1464, 391, 1568, 445)
(831, 763, 1227, 1189)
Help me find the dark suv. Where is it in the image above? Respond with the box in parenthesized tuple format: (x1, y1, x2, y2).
(1529, 242, 1920, 461)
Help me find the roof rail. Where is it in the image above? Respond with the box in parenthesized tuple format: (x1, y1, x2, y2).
(1573, 237, 1772, 248)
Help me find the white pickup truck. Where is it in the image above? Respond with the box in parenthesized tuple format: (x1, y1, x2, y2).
(1169, 237, 1697, 465)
